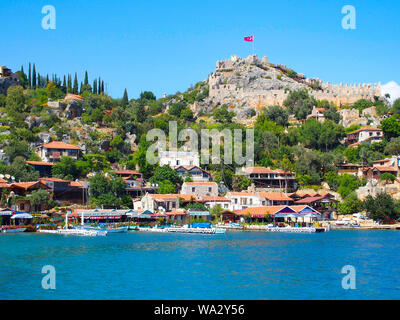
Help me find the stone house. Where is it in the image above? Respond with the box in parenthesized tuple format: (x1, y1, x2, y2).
(180, 182, 218, 198)
(133, 193, 180, 213)
(346, 127, 383, 146)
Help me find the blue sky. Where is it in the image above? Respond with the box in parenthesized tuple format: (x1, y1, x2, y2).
(1, 0, 399, 99)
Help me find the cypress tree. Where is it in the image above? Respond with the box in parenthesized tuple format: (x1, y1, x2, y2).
(28, 63, 32, 89)
(46, 74, 49, 85)
(67, 74, 72, 93)
(63, 75, 67, 93)
(84, 71, 89, 85)
(101, 81, 104, 94)
(93, 79, 97, 95)
(73, 73, 78, 94)
(32, 64, 37, 89)
(98, 77, 101, 95)
(122, 88, 128, 108)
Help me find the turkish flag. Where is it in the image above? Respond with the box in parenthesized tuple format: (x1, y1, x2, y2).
(244, 35, 253, 42)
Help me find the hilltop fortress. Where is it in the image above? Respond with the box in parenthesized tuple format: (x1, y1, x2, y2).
(208, 55, 382, 109)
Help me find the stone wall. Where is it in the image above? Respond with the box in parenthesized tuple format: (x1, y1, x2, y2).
(209, 55, 382, 109)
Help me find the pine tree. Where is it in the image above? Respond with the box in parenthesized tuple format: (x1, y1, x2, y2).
(122, 88, 128, 108)
(73, 73, 78, 94)
(28, 63, 32, 89)
(32, 64, 37, 89)
(93, 79, 97, 95)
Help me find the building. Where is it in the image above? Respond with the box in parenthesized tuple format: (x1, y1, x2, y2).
(40, 178, 88, 204)
(241, 167, 297, 191)
(134, 193, 180, 212)
(37, 141, 82, 162)
(346, 127, 383, 146)
(363, 166, 398, 180)
(174, 165, 211, 182)
(200, 196, 231, 210)
(26, 161, 54, 177)
(337, 163, 363, 177)
(180, 182, 218, 198)
(226, 192, 264, 211)
(113, 170, 143, 179)
(307, 106, 326, 122)
(0, 65, 18, 81)
(258, 192, 294, 206)
(159, 151, 200, 168)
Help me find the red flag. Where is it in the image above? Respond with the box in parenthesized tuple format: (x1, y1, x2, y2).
(244, 35, 253, 42)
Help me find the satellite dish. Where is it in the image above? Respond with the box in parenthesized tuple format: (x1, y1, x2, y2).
(5, 174, 10, 179)
(0, 174, 4, 179)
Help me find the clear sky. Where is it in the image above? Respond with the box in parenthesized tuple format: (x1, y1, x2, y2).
(1, 0, 399, 100)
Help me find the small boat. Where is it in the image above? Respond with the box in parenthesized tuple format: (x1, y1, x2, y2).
(1, 226, 27, 233)
(75, 225, 128, 234)
(39, 228, 106, 237)
(165, 225, 226, 234)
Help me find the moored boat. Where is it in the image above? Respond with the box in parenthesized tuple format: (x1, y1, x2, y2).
(1, 226, 27, 233)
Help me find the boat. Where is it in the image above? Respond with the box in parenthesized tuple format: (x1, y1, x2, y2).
(38, 228, 106, 236)
(74, 225, 128, 234)
(165, 225, 226, 234)
(1, 226, 27, 233)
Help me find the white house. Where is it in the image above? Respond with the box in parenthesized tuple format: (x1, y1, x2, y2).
(226, 192, 264, 211)
(200, 196, 231, 210)
(133, 193, 180, 212)
(347, 127, 383, 146)
(37, 141, 81, 162)
(159, 151, 200, 168)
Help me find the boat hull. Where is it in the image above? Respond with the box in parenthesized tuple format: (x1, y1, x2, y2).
(2, 228, 27, 233)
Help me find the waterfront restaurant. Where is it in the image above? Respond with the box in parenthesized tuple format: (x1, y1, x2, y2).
(70, 209, 132, 224)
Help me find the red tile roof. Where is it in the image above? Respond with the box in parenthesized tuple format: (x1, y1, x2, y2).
(243, 167, 293, 175)
(258, 192, 293, 201)
(114, 170, 142, 176)
(183, 182, 217, 186)
(177, 194, 199, 202)
(64, 93, 83, 101)
(349, 126, 382, 134)
(236, 206, 288, 217)
(26, 161, 54, 166)
(201, 196, 230, 202)
(42, 141, 81, 150)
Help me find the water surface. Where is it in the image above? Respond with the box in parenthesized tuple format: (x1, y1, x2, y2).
(0, 230, 399, 300)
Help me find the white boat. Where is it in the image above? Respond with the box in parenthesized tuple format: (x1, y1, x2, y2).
(165, 226, 226, 234)
(39, 228, 106, 236)
(75, 225, 128, 234)
(1, 227, 27, 233)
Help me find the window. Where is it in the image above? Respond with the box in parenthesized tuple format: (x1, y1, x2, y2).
(208, 187, 212, 192)
(234, 199, 238, 204)
(224, 204, 228, 209)
(172, 202, 176, 208)
(192, 187, 195, 192)
(249, 198, 253, 205)
(177, 160, 180, 165)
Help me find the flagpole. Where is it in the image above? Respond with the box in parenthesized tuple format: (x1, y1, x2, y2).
(253, 35, 255, 55)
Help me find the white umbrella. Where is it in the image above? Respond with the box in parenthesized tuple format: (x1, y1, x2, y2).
(11, 213, 33, 219)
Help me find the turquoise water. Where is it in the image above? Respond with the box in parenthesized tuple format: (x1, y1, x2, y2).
(0, 230, 399, 300)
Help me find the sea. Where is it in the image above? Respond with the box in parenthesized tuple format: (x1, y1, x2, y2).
(0, 230, 399, 300)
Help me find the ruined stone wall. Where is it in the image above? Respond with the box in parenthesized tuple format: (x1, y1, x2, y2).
(209, 55, 382, 108)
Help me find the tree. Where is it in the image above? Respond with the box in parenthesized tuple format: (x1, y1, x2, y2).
(32, 64, 37, 89)
(337, 174, 360, 199)
(150, 165, 183, 185)
(28, 63, 32, 89)
(363, 193, 400, 222)
(140, 91, 156, 101)
(158, 180, 176, 194)
(213, 104, 236, 123)
(168, 102, 186, 117)
(338, 192, 362, 215)
(6, 86, 25, 120)
(380, 172, 396, 183)
(263, 105, 289, 127)
(382, 117, 400, 140)
(73, 73, 79, 94)
(30, 189, 51, 213)
(52, 156, 78, 180)
(283, 89, 317, 120)
(384, 137, 400, 155)
(121, 88, 129, 108)
(89, 173, 126, 208)
(393, 98, 400, 115)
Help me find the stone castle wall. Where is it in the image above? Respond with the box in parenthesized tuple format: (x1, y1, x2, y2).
(209, 55, 381, 108)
